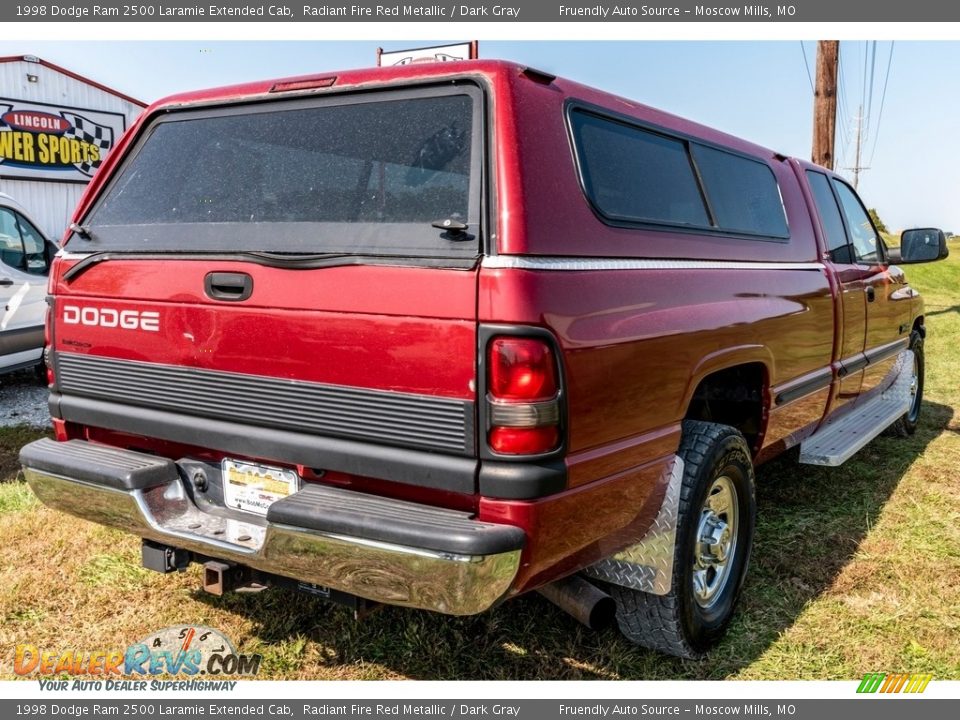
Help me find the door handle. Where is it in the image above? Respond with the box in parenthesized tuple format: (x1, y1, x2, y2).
(865, 286, 876, 302)
(0, 278, 13, 287)
(204, 272, 253, 302)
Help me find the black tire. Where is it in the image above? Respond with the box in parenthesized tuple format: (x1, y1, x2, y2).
(611, 420, 756, 659)
(886, 330, 924, 437)
(33, 359, 47, 385)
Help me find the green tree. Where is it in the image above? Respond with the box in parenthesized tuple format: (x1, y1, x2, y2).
(868, 208, 889, 234)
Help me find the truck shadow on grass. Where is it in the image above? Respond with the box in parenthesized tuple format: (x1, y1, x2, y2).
(926, 305, 960, 317)
(197, 400, 954, 680)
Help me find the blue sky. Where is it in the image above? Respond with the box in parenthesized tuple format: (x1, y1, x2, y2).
(2, 40, 957, 232)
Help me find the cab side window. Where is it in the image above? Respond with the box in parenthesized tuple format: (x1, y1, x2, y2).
(0, 208, 25, 273)
(832, 180, 883, 264)
(805, 170, 854, 264)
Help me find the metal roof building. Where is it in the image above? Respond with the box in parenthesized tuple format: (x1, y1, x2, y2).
(0, 55, 145, 240)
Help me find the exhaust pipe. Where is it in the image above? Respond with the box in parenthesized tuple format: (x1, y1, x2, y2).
(538, 575, 616, 631)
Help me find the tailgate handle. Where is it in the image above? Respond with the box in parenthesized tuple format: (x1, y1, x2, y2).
(204, 272, 253, 302)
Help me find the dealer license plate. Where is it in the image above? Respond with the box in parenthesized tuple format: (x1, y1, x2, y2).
(221, 459, 299, 516)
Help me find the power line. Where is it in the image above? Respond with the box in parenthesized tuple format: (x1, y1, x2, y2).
(837, 46, 852, 143)
(837, 44, 851, 167)
(836, 42, 863, 184)
(800, 41, 814, 94)
(844, 41, 877, 186)
(835, 45, 851, 166)
(860, 40, 870, 121)
(837, 44, 850, 123)
(868, 41, 895, 166)
(864, 41, 877, 143)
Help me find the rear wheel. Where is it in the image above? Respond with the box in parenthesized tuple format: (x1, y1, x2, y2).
(611, 420, 756, 658)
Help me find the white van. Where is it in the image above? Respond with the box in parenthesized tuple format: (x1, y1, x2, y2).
(0, 193, 56, 376)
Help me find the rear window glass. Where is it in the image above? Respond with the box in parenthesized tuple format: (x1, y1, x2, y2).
(691, 145, 789, 237)
(570, 108, 789, 239)
(86, 90, 480, 258)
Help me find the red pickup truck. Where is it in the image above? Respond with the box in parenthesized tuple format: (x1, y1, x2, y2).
(20, 60, 948, 659)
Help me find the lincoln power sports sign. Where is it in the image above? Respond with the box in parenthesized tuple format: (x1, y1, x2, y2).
(0, 97, 126, 182)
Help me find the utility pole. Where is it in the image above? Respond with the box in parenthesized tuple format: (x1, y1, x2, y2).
(812, 40, 839, 169)
(847, 105, 869, 188)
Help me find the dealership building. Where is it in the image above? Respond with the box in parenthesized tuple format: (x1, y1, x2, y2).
(0, 55, 145, 240)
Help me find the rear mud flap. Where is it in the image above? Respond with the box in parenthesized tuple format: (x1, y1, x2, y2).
(584, 456, 684, 596)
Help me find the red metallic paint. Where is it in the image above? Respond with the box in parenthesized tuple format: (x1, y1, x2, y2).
(54, 262, 478, 398)
(792, 156, 923, 427)
(48, 60, 928, 600)
(478, 265, 835, 462)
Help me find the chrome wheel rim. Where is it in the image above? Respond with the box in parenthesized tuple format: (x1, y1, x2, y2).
(692, 475, 739, 610)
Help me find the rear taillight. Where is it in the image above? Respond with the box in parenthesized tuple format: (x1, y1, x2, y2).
(486, 336, 562, 455)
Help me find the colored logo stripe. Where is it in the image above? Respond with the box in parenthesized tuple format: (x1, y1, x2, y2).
(857, 673, 933, 694)
(906, 674, 933, 693)
(857, 673, 886, 693)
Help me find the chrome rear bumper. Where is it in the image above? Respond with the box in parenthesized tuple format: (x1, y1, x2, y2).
(21, 439, 523, 616)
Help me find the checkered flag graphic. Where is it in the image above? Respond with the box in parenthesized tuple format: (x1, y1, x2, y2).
(60, 111, 114, 177)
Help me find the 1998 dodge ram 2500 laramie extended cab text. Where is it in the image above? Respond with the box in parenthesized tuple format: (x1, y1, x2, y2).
(20, 60, 949, 658)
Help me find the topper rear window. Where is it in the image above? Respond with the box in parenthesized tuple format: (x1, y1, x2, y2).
(84, 85, 483, 258)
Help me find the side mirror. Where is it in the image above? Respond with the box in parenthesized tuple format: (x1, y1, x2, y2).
(898, 228, 949, 264)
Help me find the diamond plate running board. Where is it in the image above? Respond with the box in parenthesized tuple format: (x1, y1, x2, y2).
(584, 456, 684, 596)
(800, 350, 914, 467)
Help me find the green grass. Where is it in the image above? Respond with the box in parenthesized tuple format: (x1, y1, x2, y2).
(0, 242, 958, 680)
(0, 481, 38, 515)
(78, 553, 152, 592)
